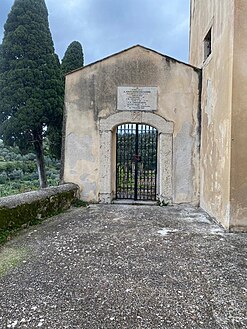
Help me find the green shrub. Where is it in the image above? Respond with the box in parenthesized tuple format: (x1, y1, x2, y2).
(72, 199, 88, 207)
(0, 172, 8, 184)
(8, 169, 23, 181)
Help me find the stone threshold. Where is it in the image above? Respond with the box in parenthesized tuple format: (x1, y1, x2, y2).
(112, 199, 157, 206)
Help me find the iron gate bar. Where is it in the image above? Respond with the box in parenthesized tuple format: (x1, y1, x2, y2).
(134, 124, 139, 200)
(116, 123, 157, 201)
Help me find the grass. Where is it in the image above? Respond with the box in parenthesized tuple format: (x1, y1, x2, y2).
(0, 246, 28, 277)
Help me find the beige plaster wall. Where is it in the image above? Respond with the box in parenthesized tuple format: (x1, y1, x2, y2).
(230, 0, 247, 231)
(190, 0, 234, 229)
(63, 46, 200, 204)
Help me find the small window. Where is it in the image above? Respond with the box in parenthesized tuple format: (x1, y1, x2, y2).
(204, 28, 212, 61)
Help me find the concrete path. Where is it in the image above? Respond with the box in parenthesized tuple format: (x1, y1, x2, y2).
(0, 204, 246, 328)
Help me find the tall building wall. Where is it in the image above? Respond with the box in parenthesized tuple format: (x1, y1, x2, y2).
(189, 0, 235, 229)
(230, 0, 247, 231)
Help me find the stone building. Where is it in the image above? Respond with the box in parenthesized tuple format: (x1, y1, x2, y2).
(62, 0, 247, 232)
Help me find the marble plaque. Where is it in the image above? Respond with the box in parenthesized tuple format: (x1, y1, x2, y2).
(117, 87, 158, 111)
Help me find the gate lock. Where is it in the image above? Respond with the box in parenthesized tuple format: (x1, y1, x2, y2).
(133, 154, 141, 162)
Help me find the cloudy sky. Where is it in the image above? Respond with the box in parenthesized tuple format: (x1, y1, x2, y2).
(0, 0, 190, 65)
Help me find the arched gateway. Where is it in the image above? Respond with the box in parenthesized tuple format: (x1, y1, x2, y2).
(62, 45, 200, 206)
(98, 111, 173, 203)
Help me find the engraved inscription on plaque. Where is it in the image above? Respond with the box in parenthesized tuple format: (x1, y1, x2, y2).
(117, 87, 158, 111)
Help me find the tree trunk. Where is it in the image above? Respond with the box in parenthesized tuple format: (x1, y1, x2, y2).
(33, 133, 47, 188)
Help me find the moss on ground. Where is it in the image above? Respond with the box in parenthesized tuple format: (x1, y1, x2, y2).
(0, 247, 28, 277)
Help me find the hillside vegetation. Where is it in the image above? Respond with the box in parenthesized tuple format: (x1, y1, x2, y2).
(0, 140, 60, 197)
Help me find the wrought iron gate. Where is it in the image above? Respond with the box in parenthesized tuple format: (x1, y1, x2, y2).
(116, 123, 158, 201)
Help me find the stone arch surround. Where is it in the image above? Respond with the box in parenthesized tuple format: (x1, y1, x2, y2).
(99, 111, 174, 203)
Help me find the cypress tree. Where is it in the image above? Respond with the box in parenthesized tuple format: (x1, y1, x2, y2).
(61, 41, 84, 76)
(0, 0, 63, 188)
(0, 44, 2, 62)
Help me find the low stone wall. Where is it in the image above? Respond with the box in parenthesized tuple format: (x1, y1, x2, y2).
(0, 184, 79, 231)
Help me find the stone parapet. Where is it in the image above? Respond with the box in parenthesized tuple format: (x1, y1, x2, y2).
(0, 184, 79, 230)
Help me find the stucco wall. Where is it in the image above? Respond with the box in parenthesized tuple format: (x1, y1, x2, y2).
(230, 0, 247, 231)
(190, 0, 234, 229)
(63, 46, 200, 204)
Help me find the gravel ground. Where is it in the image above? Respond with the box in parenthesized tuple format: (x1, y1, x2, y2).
(0, 204, 246, 329)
